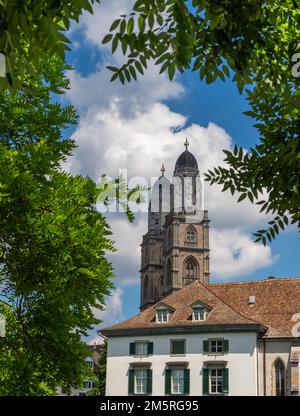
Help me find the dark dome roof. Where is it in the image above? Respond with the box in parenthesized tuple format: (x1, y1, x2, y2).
(174, 150, 199, 174)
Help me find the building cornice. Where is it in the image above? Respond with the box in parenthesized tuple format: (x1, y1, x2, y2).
(102, 323, 266, 338)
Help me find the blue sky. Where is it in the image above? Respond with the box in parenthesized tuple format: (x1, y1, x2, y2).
(63, 0, 299, 335)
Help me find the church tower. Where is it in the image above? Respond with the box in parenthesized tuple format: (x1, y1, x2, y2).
(140, 140, 210, 310)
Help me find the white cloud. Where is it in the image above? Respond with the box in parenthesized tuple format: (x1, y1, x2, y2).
(86, 287, 123, 342)
(210, 229, 278, 279)
(92, 287, 123, 325)
(107, 215, 146, 286)
(65, 0, 279, 323)
(75, 0, 135, 47)
(67, 61, 184, 117)
(64, 101, 277, 288)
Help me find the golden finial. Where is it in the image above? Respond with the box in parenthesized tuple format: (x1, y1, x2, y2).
(160, 163, 165, 176)
(184, 138, 189, 150)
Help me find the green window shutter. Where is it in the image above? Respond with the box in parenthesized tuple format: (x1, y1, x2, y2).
(165, 369, 171, 395)
(184, 369, 190, 395)
(203, 340, 209, 353)
(223, 340, 229, 353)
(202, 368, 209, 395)
(147, 369, 152, 395)
(223, 368, 229, 395)
(128, 369, 135, 395)
(129, 342, 135, 355)
(148, 342, 154, 355)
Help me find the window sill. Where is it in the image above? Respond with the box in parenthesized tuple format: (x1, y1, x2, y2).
(206, 352, 226, 356)
(169, 354, 186, 357)
(132, 355, 150, 358)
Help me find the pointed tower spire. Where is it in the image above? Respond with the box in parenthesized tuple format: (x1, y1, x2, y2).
(184, 138, 189, 150)
(160, 163, 165, 176)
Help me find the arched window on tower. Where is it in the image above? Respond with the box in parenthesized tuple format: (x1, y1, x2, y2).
(184, 257, 198, 285)
(275, 359, 285, 396)
(186, 226, 197, 245)
(143, 275, 149, 302)
(166, 259, 172, 286)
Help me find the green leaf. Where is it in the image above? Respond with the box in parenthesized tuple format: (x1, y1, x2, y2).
(102, 34, 113, 44)
(112, 36, 119, 54)
(138, 15, 145, 32)
(120, 19, 126, 34)
(129, 65, 137, 80)
(168, 63, 175, 80)
(135, 60, 144, 74)
(110, 19, 121, 31)
(127, 17, 134, 35)
(237, 193, 247, 202)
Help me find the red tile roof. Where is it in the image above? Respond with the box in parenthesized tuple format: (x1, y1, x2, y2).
(102, 277, 300, 338)
(208, 277, 300, 337)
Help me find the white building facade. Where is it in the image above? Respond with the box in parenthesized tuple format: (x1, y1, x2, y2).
(106, 331, 259, 396)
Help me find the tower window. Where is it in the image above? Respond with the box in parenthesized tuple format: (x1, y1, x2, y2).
(183, 257, 198, 285)
(186, 226, 197, 245)
(186, 258, 196, 278)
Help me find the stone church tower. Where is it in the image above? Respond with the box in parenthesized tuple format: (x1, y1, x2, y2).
(140, 140, 210, 310)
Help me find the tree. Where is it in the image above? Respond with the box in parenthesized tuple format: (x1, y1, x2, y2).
(0, 58, 140, 395)
(104, 0, 300, 244)
(86, 340, 107, 396)
(0, 0, 100, 91)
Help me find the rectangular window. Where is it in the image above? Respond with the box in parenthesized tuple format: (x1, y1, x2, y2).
(210, 340, 224, 354)
(203, 339, 229, 354)
(135, 342, 148, 355)
(134, 369, 148, 395)
(156, 309, 169, 323)
(130, 341, 153, 356)
(171, 369, 184, 395)
(170, 339, 185, 355)
(209, 368, 223, 394)
(84, 381, 93, 390)
(193, 307, 205, 321)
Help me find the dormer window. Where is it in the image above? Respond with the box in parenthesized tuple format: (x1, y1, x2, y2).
(155, 303, 174, 323)
(193, 307, 205, 321)
(156, 308, 169, 323)
(191, 301, 210, 321)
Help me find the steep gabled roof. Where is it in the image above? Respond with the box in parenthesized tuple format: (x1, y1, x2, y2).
(102, 280, 263, 337)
